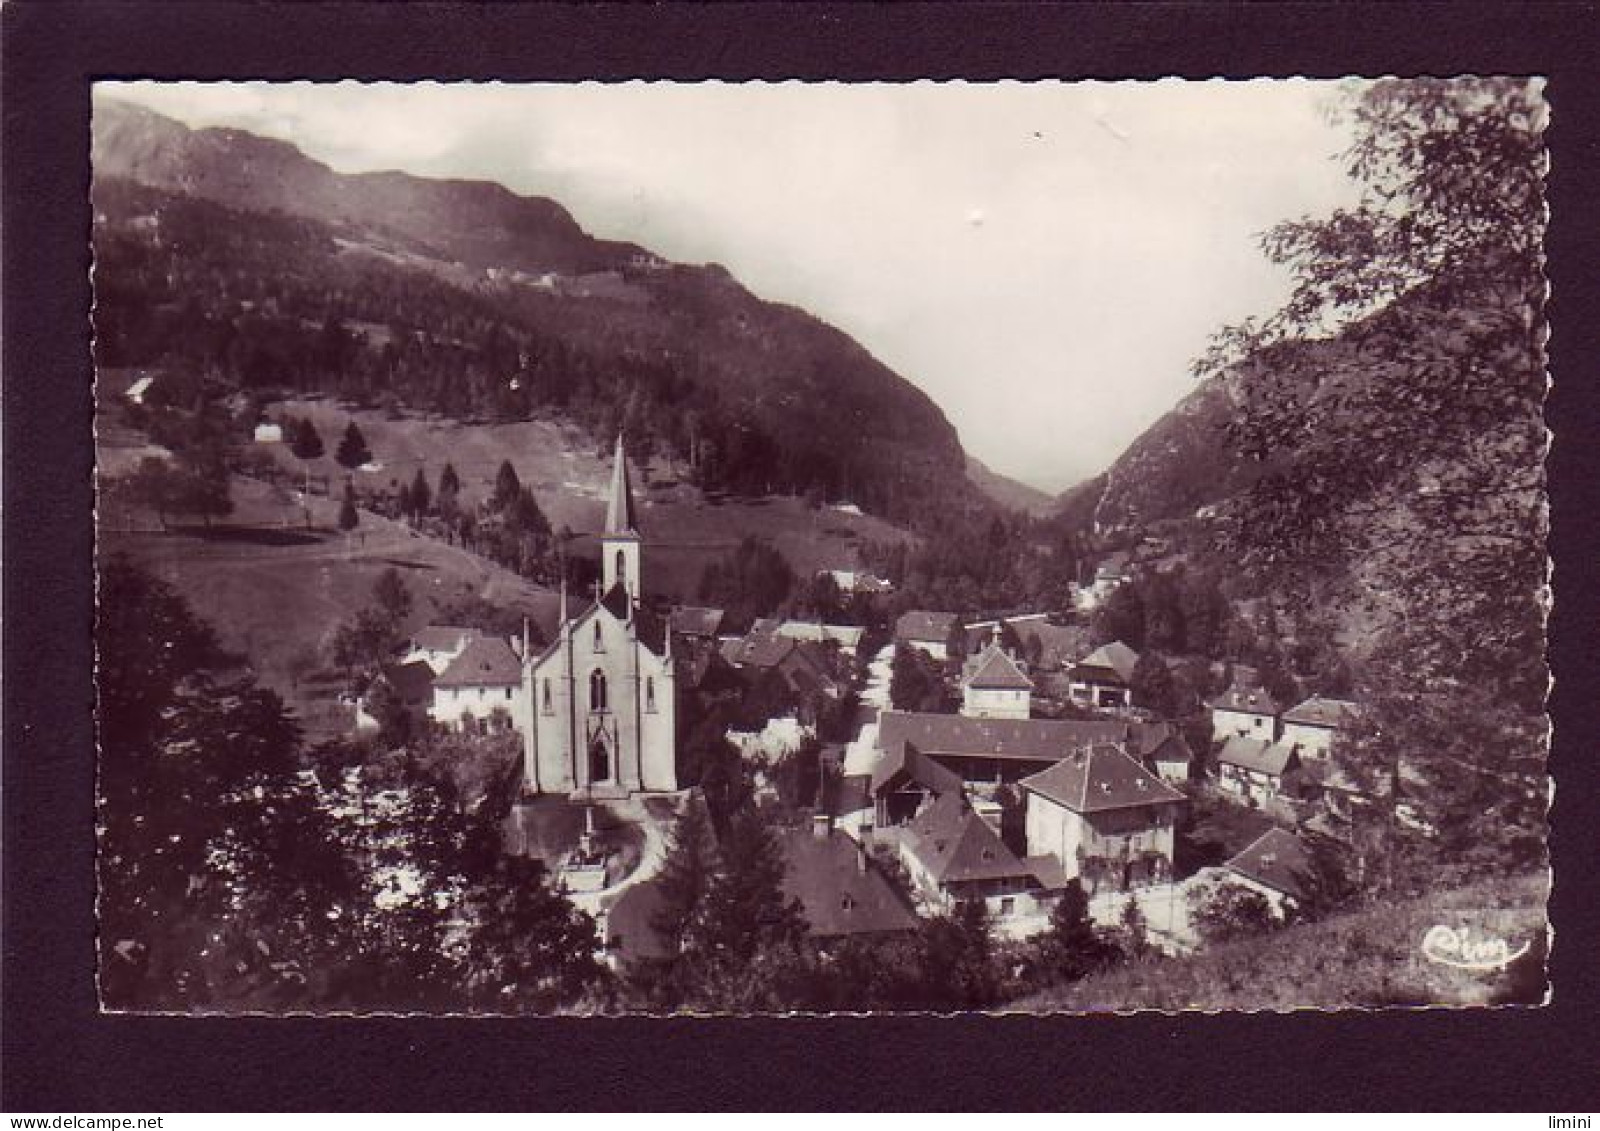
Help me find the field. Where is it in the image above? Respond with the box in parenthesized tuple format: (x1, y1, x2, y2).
(1019, 871, 1550, 1012)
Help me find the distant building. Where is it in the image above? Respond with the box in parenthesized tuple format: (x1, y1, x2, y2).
(876, 709, 1129, 785)
(868, 739, 966, 827)
(894, 610, 960, 660)
(719, 632, 844, 704)
(1126, 721, 1195, 785)
(959, 642, 1033, 719)
(1075, 551, 1132, 610)
(253, 421, 284, 444)
(668, 605, 725, 642)
(765, 619, 866, 658)
(824, 569, 894, 596)
(1224, 827, 1315, 914)
(779, 820, 920, 943)
(1067, 640, 1140, 710)
(125, 374, 155, 405)
(1281, 696, 1360, 761)
(1021, 743, 1185, 891)
(1208, 683, 1282, 743)
(355, 659, 435, 733)
(1216, 735, 1299, 805)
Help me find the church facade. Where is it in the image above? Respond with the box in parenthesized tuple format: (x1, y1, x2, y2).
(519, 437, 678, 798)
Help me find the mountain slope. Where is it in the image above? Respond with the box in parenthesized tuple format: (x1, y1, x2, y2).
(965, 455, 1055, 516)
(91, 99, 977, 529)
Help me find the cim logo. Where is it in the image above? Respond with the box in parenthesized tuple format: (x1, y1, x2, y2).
(1421, 924, 1531, 971)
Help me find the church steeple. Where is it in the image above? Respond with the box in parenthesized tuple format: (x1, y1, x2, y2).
(604, 433, 639, 537)
(601, 434, 642, 599)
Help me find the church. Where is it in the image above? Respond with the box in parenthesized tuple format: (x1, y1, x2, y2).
(518, 436, 678, 799)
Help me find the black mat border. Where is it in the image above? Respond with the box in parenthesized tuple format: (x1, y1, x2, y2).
(5, 0, 1598, 1113)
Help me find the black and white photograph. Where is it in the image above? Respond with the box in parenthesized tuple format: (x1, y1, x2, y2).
(90, 77, 1550, 1016)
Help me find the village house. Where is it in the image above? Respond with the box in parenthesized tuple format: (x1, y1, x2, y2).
(1208, 682, 1282, 743)
(964, 615, 1090, 673)
(1216, 734, 1300, 806)
(1067, 640, 1140, 710)
(959, 642, 1033, 719)
(1020, 743, 1186, 892)
(876, 710, 1129, 785)
(765, 618, 866, 660)
(252, 421, 284, 444)
(429, 634, 523, 734)
(1075, 551, 1132, 610)
(1127, 721, 1195, 784)
(1223, 827, 1315, 917)
(868, 740, 966, 828)
(778, 819, 920, 943)
(404, 625, 485, 676)
(667, 605, 725, 643)
(824, 568, 894, 596)
(719, 631, 844, 706)
(1281, 696, 1360, 760)
(893, 609, 961, 660)
(355, 659, 434, 733)
(891, 792, 1065, 922)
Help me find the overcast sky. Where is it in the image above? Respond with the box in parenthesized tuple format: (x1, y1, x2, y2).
(103, 80, 1362, 492)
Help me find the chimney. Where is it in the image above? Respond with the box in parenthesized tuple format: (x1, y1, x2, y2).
(812, 812, 832, 839)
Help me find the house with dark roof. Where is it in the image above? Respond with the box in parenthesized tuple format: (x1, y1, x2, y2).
(893, 792, 1064, 921)
(1208, 682, 1282, 743)
(1020, 744, 1186, 892)
(876, 709, 1130, 784)
(1128, 721, 1195, 785)
(779, 820, 920, 943)
(1067, 640, 1140, 710)
(960, 642, 1033, 719)
(1281, 696, 1360, 761)
(1224, 827, 1315, 913)
(430, 635, 524, 734)
(404, 624, 484, 675)
(720, 631, 843, 705)
(869, 740, 965, 827)
(668, 605, 725, 641)
(1216, 735, 1299, 806)
(894, 610, 961, 660)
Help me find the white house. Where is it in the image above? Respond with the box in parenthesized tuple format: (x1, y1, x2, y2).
(1020, 743, 1186, 892)
(1208, 684, 1282, 743)
(960, 642, 1033, 719)
(1223, 827, 1315, 916)
(429, 634, 524, 734)
(1281, 696, 1360, 761)
(894, 792, 1064, 922)
(1067, 640, 1140, 710)
(1216, 735, 1299, 805)
(253, 421, 284, 444)
(404, 625, 484, 676)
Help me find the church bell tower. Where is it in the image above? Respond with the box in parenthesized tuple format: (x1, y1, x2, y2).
(601, 434, 641, 602)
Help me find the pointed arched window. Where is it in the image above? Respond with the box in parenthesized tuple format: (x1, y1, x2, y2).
(593, 621, 604, 651)
(589, 669, 608, 713)
(615, 549, 627, 585)
(541, 678, 553, 715)
(645, 676, 656, 713)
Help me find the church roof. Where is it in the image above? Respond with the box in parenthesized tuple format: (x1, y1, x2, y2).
(964, 644, 1034, 691)
(434, 635, 523, 688)
(604, 433, 639, 535)
(1020, 743, 1185, 814)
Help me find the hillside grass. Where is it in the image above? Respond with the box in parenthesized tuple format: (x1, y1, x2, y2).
(1019, 872, 1549, 1013)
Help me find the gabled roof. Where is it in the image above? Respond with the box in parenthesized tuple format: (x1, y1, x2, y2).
(380, 659, 436, 702)
(603, 433, 639, 535)
(964, 644, 1034, 691)
(877, 710, 1128, 765)
(1226, 828, 1314, 901)
(895, 609, 959, 643)
(669, 605, 725, 638)
(902, 793, 1033, 886)
(411, 624, 482, 653)
(1095, 551, 1131, 578)
(1128, 721, 1195, 766)
(435, 634, 522, 688)
(1283, 696, 1360, 728)
(869, 740, 965, 799)
(778, 828, 920, 939)
(1070, 640, 1140, 683)
(775, 621, 865, 650)
(1209, 684, 1283, 715)
(1020, 744, 1185, 814)
(1217, 735, 1297, 776)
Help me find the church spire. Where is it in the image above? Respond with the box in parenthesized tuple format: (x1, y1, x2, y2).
(604, 433, 639, 536)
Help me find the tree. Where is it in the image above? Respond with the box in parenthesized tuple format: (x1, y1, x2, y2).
(1118, 894, 1150, 959)
(697, 809, 807, 967)
(373, 567, 412, 626)
(459, 854, 608, 1012)
(491, 460, 522, 513)
(289, 417, 324, 461)
(1189, 880, 1278, 945)
(407, 467, 432, 517)
(335, 421, 373, 471)
(1130, 651, 1180, 720)
(1033, 880, 1119, 984)
(338, 482, 360, 533)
